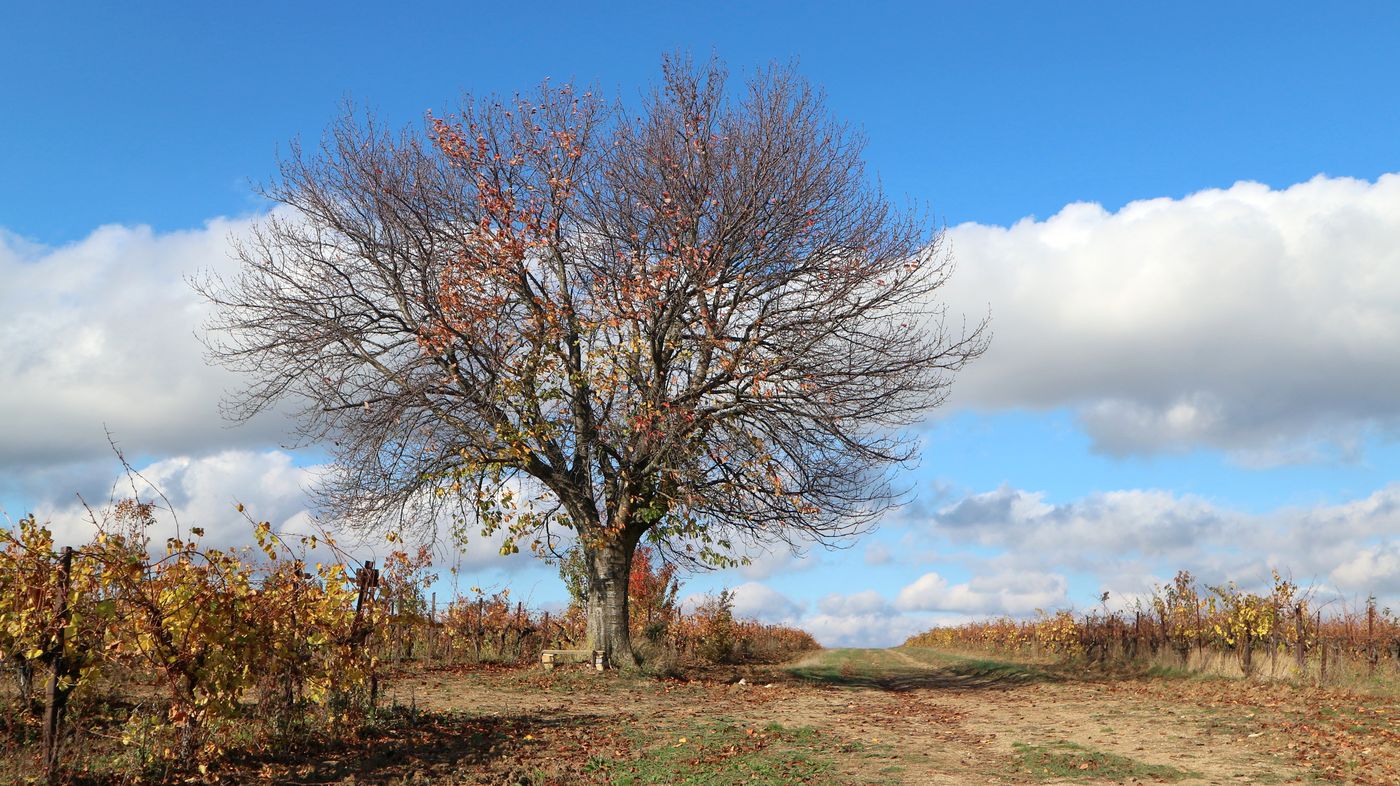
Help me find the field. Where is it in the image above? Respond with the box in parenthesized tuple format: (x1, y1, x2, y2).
(5, 513, 1397, 784)
(38, 646, 1383, 786)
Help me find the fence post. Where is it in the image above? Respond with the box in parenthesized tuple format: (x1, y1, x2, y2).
(354, 561, 376, 619)
(352, 562, 379, 709)
(1269, 601, 1279, 676)
(1367, 597, 1378, 677)
(1241, 626, 1254, 677)
(1194, 602, 1204, 660)
(1294, 603, 1306, 672)
(42, 546, 74, 782)
(475, 597, 484, 661)
(1318, 610, 1327, 684)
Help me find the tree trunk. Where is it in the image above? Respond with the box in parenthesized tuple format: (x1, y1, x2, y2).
(585, 539, 637, 669)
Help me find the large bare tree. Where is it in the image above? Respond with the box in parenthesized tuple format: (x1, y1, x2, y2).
(199, 57, 988, 667)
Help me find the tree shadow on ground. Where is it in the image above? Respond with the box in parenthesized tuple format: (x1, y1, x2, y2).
(783, 652, 1066, 693)
(220, 707, 621, 785)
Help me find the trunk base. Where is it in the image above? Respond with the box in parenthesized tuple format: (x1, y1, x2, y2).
(585, 541, 638, 669)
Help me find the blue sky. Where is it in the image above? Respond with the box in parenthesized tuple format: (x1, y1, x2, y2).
(4, 2, 1400, 645)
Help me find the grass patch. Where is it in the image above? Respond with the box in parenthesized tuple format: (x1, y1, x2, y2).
(1143, 663, 1237, 683)
(1013, 741, 1195, 781)
(942, 657, 1056, 682)
(789, 648, 1061, 691)
(592, 719, 844, 785)
(899, 648, 1060, 682)
(784, 649, 897, 685)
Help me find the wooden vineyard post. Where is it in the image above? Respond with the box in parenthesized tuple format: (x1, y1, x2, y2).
(41, 546, 74, 783)
(1194, 601, 1205, 660)
(1159, 609, 1171, 662)
(1318, 610, 1327, 684)
(1294, 603, 1306, 672)
(1367, 597, 1378, 677)
(1241, 624, 1254, 677)
(353, 561, 380, 710)
(1269, 601, 1279, 676)
(353, 561, 376, 618)
(475, 597, 484, 662)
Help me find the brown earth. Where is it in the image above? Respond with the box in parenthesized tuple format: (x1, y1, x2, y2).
(219, 647, 1397, 785)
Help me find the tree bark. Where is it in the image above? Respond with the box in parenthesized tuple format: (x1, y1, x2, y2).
(585, 539, 638, 669)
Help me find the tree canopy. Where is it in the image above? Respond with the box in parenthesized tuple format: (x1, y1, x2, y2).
(199, 57, 988, 665)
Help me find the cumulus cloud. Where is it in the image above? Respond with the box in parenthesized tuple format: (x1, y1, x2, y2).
(894, 571, 1068, 615)
(818, 588, 894, 617)
(1330, 544, 1400, 596)
(29, 449, 323, 547)
(799, 610, 929, 649)
(927, 486, 1224, 571)
(14, 172, 1399, 486)
(729, 581, 805, 623)
(10, 172, 1400, 646)
(682, 582, 928, 648)
(0, 220, 295, 492)
(942, 174, 1400, 461)
(25, 449, 545, 575)
(913, 483, 1400, 604)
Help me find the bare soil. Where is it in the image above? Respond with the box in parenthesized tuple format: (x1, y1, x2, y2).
(206, 648, 1400, 785)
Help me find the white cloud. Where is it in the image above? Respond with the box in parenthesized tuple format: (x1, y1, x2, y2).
(1329, 544, 1400, 596)
(33, 449, 324, 548)
(942, 173, 1400, 461)
(26, 449, 542, 575)
(0, 220, 295, 487)
(9, 171, 1400, 646)
(927, 485, 1224, 570)
(681, 582, 925, 648)
(799, 604, 930, 648)
(729, 581, 805, 623)
(913, 483, 1400, 605)
(894, 571, 1068, 615)
(818, 589, 892, 617)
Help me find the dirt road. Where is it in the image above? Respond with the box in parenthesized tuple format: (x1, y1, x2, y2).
(244, 648, 1397, 785)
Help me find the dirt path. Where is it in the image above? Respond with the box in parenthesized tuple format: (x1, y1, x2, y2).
(774, 648, 1310, 784)
(243, 648, 1396, 785)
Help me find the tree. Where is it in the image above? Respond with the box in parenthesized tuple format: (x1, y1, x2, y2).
(199, 56, 988, 667)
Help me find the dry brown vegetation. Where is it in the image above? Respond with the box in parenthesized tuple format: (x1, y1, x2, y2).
(905, 571, 1400, 688)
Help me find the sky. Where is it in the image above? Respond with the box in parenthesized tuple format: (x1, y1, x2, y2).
(3, 2, 1400, 646)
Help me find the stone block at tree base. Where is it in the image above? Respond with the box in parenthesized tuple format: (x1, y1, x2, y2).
(540, 649, 605, 671)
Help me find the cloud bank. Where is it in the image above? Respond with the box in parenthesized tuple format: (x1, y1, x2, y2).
(6, 172, 1400, 646)
(7, 172, 1400, 501)
(943, 173, 1400, 462)
(0, 219, 296, 499)
(720, 481, 1400, 647)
